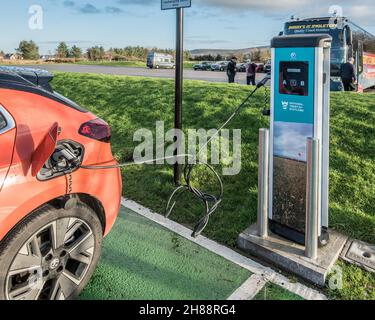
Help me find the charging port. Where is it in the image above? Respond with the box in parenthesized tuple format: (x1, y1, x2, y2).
(37, 140, 84, 181)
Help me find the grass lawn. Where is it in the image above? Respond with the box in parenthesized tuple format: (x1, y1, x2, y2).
(52, 72, 375, 300)
(75, 60, 195, 69)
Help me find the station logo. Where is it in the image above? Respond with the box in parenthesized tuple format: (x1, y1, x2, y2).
(282, 101, 289, 110)
(290, 52, 297, 60)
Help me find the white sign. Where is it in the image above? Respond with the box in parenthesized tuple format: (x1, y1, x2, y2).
(161, 0, 191, 10)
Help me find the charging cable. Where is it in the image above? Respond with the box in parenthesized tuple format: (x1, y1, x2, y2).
(61, 75, 270, 238)
(166, 76, 271, 237)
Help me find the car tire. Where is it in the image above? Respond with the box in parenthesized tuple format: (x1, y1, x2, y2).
(0, 203, 103, 300)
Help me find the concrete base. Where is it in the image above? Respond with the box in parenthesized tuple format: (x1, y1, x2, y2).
(238, 224, 348, 287)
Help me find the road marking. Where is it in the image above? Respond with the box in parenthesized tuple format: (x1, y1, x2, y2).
(122, 198, 327, 300)
(227, 274, 267, 300)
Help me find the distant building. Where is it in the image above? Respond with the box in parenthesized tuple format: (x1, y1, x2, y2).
(3, 53, 23, 60)
(40, 55, 55, 61)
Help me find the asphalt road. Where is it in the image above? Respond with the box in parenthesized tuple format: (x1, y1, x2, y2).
(24, 64, 266, 85)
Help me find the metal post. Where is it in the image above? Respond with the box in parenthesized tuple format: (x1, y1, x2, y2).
(258, 128, 269, 238)
(305, 138, 320, 259)
(174, 8, 184, 186)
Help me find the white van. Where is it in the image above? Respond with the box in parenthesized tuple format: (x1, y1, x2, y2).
(147, 52, 175, 69)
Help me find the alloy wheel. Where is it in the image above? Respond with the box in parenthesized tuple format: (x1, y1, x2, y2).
(5, 217, 95, 300)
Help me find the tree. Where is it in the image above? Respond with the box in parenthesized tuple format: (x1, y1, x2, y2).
(260, 49, 271, 63)
(70, 45, 82, 59)
(16, 40, 40, 60)
(250, 48, 261, 62)
(56, 42, 69, 58)
(87, 46, 105, 61)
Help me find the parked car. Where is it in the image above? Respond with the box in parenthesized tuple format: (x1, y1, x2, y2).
(0, 66, 122, 300)
(147, 52, 175, 69)
(193, 61, 213, 71)
(211, 61, 229, 72)
(264, 60, 271, 74)
(256, 63, 265, 73)
(237, 63, 247, 72)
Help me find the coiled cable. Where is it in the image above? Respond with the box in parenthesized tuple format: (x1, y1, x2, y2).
(166, 77, 270, 237)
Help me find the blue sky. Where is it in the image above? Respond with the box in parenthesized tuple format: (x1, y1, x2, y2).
(1, 0, 375, 54)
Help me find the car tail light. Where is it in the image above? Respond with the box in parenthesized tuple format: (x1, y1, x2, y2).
(79, 118, 111, 142)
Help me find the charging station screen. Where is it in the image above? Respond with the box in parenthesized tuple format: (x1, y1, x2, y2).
(279, 62, 309, 96)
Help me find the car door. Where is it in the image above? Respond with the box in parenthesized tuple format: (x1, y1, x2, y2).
(0, 105, 16, 191)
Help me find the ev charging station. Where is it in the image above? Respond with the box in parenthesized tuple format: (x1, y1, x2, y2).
(238, 34, 348, 286)
(269, 34, 332, 247)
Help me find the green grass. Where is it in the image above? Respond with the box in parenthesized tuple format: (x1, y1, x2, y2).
(52, 72, 375, 300)
(74, 60, 195, 69)
(326, 261, 375, 300)
(81, 207, 251, 300)
(254, 283, 304, 300)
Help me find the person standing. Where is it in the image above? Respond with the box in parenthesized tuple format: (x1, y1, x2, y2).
(246, 60, 258, 86)
(340, 57, 357, 91)
(227, 56, 237, 83)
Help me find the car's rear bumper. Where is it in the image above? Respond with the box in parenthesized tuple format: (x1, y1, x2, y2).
(92, 165, 122, 236)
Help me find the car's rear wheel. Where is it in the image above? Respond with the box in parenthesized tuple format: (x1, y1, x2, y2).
(0, 203, 103, 300)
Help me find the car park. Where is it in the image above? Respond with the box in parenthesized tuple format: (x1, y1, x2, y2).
(237, 63, 247, 72)
(211, 61, 229, 72)
(256, 63, 265, 73)
(264, 60, 271, 73)
(0, 66, 122, 300)
(193, 61, 213, 71)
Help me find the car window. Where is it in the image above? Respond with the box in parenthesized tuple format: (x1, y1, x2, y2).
(0, 113, 6, 131)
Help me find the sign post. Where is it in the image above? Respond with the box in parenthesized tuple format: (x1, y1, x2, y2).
(162, 0, 191, 186)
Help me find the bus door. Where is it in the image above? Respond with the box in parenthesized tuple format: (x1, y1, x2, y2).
(356, 41, 364, 91)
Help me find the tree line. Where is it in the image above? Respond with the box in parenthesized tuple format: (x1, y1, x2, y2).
(12, 40, 192, 61)
(192, 49, 271, 63)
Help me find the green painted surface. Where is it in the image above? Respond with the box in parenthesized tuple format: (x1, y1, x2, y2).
(254, 283, 304, 301)
(81, 208, 251, 300)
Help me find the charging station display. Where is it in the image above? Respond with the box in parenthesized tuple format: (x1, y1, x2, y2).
(269, 35, 331, 245)
(279, 62, 309, 96)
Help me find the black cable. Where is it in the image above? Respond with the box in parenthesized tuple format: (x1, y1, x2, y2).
(166, 77, 270, 238)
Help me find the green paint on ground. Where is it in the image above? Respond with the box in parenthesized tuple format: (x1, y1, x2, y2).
(254, 283, 304, 301)
(81, 207, 251, 300)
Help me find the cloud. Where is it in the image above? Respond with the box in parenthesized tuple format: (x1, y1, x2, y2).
(198, 0, 375, 26)
(79, 3, 101, 14)
(78, 3, 124, 14)
(63, 0, 75, 7)
(105, 6, 123, 14)
(117, 0, 154, 5)
(200, 0, 308, 11)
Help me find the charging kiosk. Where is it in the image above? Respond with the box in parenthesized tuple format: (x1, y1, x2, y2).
(238, 34, 349, 285)
(269, 34, 332, 245)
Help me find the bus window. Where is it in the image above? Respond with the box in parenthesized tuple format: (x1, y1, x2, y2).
(358, 41, 364, 75)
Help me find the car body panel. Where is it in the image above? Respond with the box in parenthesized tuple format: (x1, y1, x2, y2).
(0, 87, 122, 240)
(0, 127, 16, 191)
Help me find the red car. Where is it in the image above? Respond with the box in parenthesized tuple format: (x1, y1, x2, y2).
(0, 67, 122, 300)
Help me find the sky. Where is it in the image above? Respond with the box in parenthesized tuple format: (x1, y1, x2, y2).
(1, 0, 375, 55)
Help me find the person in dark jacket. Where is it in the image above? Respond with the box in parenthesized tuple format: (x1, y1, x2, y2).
(227, 57, 237, 83)
(340, 58, 357, 91)
(246, 60, 258, 85)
